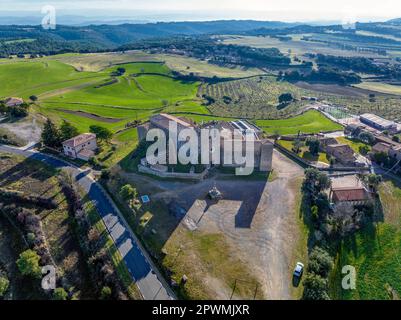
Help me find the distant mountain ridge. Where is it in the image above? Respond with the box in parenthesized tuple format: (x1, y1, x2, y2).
(0, 20, 300, 47)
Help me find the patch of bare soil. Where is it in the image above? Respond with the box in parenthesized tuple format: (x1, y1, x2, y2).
(123, 150, 304, 299)
(294, 81, 395, 98)
(59, 109, 123, 123)
(0, 115, 42, 145)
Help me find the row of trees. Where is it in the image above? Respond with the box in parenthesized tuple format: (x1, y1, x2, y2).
(280, 67, 361, 85)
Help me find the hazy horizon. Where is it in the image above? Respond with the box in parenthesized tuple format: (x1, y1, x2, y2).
(1, 0, 401, 23)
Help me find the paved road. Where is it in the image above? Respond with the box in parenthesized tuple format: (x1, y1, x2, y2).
(0, 144, 174, 300)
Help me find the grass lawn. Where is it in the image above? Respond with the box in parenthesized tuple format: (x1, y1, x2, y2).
(0, 60, 106, 99)
(278, 139, 330, 164)
(336, 137, 370, 154)
(330, 179, 401, 300)
(96, 128, 139, 167)
(255, 110, 343, 136)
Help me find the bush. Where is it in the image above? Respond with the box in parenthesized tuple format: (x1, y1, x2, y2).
(359, 145, 370, 155)
(100, 169, 111, 180)
(0, 276, 9, 297)
(302, 274, 330, 300)
(307, 247, 333, 277)
(53, 287, 68, 300)
(16, 249, 41, 278)
(119, 184, 137, 201)
(100, 286, 112, 300)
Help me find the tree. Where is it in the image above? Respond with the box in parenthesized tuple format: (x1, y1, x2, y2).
(16, 249, 41, 278)
(307, 247, 333, 277)
(117, 67, 126, 75)
(29, 95, 38, 102)
(358, 132, 375, 145)
(100, 169, 111, 180)
(359, 145, 370, 155)
(41, 118, 62, 148)
(373, 152, 390, 166)
(0, 276, 9, 297)
(119, 184, 137, 201)
(89, 125, 112, 143)
(53, 287, 68, 300)
(292, 139, 304, 154)
(365, 174, 382, 192)
(279, 92, 294, 104)
(100, 286, 112, 300)
(0, 102, 7, 114)
(302, 274, 330, 300)
(9, 106, 28, 118)
(305, 137, 320, 156)
(303, 168, 331, 195)
(392, 135, 400, 143)
(60, 120, 79, 141)
(311, 205, 319, 221)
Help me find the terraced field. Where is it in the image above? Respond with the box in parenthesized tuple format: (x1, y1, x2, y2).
(0, 53, 344, 169)
(204, 76, 312, 119)
(35, 62, 202, 132)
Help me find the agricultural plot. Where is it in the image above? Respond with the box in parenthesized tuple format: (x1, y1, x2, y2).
(154, 53, 264, 78)
(204, 76, 312, 119)
(219, 35, 384, 58)
(330, 180, 401, 300)
(0, 60, 107, 99)
(49, 51, 159, 72)
(354, 81, 401, 95)
(254, 110, 343, 135)
(37, 62, 202, 132)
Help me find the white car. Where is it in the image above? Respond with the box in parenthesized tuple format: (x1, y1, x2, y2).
(293, 262, 304, 278)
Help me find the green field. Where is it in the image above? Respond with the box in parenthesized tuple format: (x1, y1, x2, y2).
(255, 110, 343, 135)
(330, 180, 401, 300)
(0, 60, 108, 99)
(0, 53, 343, 169)
(278, 139, 330, 164)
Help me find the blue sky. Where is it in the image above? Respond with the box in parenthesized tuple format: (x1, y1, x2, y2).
(0, 0, 400, 22)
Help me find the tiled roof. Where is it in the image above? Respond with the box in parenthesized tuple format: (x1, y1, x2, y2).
(150, 113, 193, 131)
(332, 188, 369, 202)
(4, 97, 24, 106)
(372, 142, 391, 153)
(62, 133, 96, 148)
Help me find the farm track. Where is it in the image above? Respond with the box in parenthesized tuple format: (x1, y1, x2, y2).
(58, 109, 125, 123)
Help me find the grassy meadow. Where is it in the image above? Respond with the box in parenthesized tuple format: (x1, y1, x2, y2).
(255, 110, 343, 135)
(330, 180, 401, 300)
(0, 53, 343, 169)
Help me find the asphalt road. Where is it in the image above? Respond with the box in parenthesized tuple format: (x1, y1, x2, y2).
(0, 144, 174, 300)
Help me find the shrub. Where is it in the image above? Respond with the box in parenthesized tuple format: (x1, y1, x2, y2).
(302, 274, 330, 300)
(307, 247, 333, 277)
(0, 276, 9, 297)
(100, 286, 112, 300)
(16, 249, 41, 278)
(100, 169, 111, 180)
(119, 184, 137, 201)
(53, 287, 68, 300)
